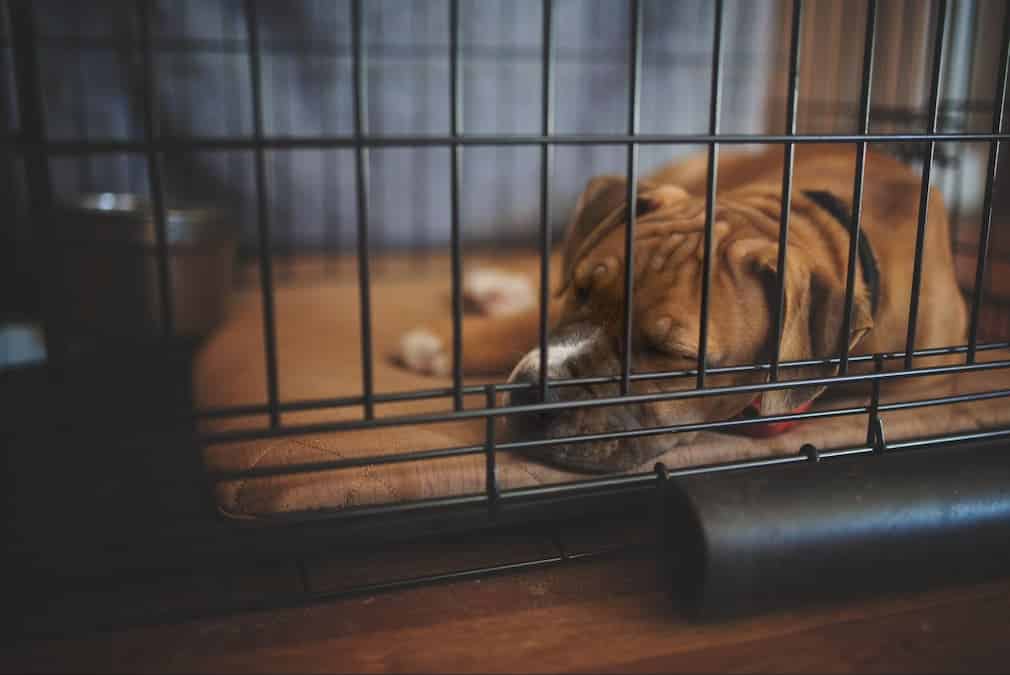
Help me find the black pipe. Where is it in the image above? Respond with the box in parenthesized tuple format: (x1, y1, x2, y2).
(661, 439, 1010, 619)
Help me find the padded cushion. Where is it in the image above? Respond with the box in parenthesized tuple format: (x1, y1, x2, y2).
(196, 255, 1010, 521)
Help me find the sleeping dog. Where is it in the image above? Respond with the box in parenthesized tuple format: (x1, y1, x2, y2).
(396, 145, 968, 471)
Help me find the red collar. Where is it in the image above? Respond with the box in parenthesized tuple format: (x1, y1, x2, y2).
(732, 395, 812, 438)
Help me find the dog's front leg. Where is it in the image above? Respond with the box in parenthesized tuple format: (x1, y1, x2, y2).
(398, 306, 552, 376)
(397, 264, 561, 376)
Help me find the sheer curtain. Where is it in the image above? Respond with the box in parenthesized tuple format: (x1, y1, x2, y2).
(27, 0, 780, 252)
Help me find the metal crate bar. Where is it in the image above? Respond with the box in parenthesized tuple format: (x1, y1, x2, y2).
(877, 386, 1010, 413)
(212, 405, 868, 481)
(351, 0, 375, 419)
(449, 0, 464, 411)
(14, 132, 1010, 155)
(29, 32, 778, 64)
(904, 0, 948, 370)
(7, 1, 61, 368)
(200, 356, 1010, 444)
(620, 0, 643, 395)
(244, 0, 282, 427)
(769, 0, 804, 382)
(189, 340, 1010, 423)
(839, 0, 878, 375)
(696, 0, 724, 389)
(537, 0, 555, 403)
(19, 341, 1010, 439)
(967, 8, 1010, 363)
(136, 0, 175, 339)
(866, 353, 885, 447)
(209, 409, 862, 481)
(34, 547, 599, 642)
(497, 405, 866, 453)
(485, 385, 499, 519)
(506, 386, 1010, 451)
(256, 425, 1010, 527)
(210, 443, 487, 481)
(884, 427, 1010, 450)
(285, 424, 1010, 529)
(209, 383, 1010, 483)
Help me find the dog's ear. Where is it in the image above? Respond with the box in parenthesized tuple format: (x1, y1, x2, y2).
(559, 176, 687, 291)
(756, 250, 874, 415)
(560, 175, 629, 285)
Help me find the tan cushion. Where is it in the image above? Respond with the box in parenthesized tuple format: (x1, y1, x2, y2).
(196, 254, 1010, 521)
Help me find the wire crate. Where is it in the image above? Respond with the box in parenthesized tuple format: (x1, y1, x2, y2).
(2, 0, 1010, 633)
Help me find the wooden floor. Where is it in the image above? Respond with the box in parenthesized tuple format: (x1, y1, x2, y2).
(3, 260, 1009, 673)
(3, 516, 1010, 674)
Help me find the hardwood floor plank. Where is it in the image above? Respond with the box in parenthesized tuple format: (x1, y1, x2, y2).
(304, 526, 559, 594)
(4, 552, 1008, 674)
(615, 586, 1010, 673)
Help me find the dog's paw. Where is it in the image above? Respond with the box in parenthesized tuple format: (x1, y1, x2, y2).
(463, 267, 536, 317)
(398, 328, 450, 376)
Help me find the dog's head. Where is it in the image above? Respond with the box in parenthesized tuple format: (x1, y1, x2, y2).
(506, 176, 874, 472)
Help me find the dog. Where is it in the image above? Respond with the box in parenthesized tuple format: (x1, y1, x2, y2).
(396, 144, 968, 472)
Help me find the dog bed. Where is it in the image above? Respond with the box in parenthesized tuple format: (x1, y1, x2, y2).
(196, 253, 1010, 522)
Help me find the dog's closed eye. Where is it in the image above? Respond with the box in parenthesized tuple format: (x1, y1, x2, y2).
(659, 336, 708, 365)
(639, 336, 698, 364)
(573, 263, 611, 305)
(640, 340, 669, 358)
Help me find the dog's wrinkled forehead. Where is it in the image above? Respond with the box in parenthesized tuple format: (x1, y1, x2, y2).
(555, 200, 788, 372)
(565, 206, 734, 305)
(559, 178, 693, 292)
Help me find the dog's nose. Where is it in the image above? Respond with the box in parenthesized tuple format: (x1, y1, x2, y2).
(506, 368, 560, 435)
(507, 369, 560, 408)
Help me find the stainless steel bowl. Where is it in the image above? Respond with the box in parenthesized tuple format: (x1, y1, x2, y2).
(48, 193, 237, 340)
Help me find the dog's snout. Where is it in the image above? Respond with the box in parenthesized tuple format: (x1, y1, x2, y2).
(505, 328, 603, 437)
(506, 369, 561, 437)
(506, 348, 565, 435)
(507, 368, 560, 408)
(506, 326, 599, 384)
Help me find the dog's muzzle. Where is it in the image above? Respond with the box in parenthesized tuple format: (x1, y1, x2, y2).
(505, 323, 607, 435)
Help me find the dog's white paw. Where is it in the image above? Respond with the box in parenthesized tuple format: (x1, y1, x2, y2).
(463, 267, 536, 317)
(399, 328, 450, 376)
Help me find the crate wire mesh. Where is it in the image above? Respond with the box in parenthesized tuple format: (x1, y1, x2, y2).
(3, 0, 1010, 547)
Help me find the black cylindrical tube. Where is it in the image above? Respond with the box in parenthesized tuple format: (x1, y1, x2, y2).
(663, 441, 1010, 619)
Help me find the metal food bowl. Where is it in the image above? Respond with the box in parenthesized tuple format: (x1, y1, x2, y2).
(48, 193, 237, 341)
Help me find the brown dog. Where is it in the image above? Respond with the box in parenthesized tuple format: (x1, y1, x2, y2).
(397, 144, 967, 471)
